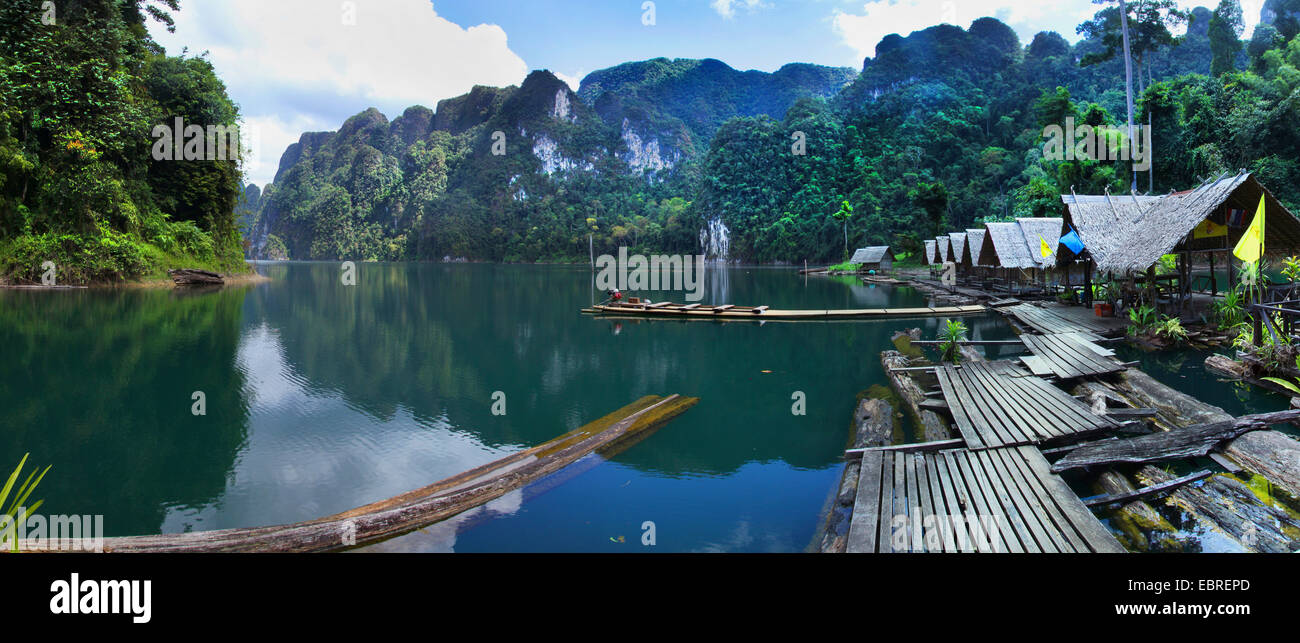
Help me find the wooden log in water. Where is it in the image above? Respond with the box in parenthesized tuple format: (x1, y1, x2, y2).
(1089, 470, 1184, 553)
(1051, 410, 1300, 472)
(168, 269, 224, 286)
(20, 395, 698, 553)
(819, 397, 895, 553)
(881, 350, 949, 442)
(1224, 430, 1300, 500)
(1138, 467, 1300, 553)
(1204, 354, 1249, 379)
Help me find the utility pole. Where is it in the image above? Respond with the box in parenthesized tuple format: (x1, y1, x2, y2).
(1119, 0, 1138, 193)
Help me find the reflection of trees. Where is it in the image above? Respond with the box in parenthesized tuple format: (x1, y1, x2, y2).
(0, 287, 250, 536)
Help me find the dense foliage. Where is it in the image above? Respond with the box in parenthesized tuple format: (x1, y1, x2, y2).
(0, 0, 246, 283)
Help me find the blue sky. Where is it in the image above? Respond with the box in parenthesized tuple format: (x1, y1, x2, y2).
(149, 1, 1257, 186)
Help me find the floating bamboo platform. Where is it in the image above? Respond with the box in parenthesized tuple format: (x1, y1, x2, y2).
(19, 394, 698, 553)
(845, 443, 1125, 553)
(583, 301, 987, 320)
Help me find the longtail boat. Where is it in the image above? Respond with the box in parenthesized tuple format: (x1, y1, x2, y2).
(582, 298, 986, 320)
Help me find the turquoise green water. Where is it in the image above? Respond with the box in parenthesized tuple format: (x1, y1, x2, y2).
(1, 263, 1013, 552)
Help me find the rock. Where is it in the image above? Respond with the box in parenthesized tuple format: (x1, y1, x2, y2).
(167, 269, 224, 286)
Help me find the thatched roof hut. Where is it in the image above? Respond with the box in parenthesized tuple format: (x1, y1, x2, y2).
(850, 246, 894, 269)
(949, 232, 968, 265)
(1060, 172, 1300, 274)
(966, 228, 989, 267)
(936, 235, 950, 263)
(1016, 217, 1064, 269)
(924, 240, 938, 265)
(981, 222, 1036, 269)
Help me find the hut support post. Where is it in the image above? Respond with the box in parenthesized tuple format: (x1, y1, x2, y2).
(1209, 252, 1217, 297)
(1084, 260, 1094, 307)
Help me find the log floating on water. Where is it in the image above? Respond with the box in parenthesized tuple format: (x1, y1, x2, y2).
(1138, 466, 1300, 553)
(20, 394, 698, 553)
(1051, 409, 1300, 472)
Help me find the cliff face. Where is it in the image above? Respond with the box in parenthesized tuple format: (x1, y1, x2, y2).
(245, 59, 856, 260)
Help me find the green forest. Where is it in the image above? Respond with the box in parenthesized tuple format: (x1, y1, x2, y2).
(0, 0, 246, 283)
(7, 1, 1300, 279)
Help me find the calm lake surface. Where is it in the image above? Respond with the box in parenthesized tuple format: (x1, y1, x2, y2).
(0, 263, 1053, 551)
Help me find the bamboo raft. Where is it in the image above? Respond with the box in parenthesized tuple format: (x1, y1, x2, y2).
(583, 301, 987, 320)
(19, 394, 698, 553)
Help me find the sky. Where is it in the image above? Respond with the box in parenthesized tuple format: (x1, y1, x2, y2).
(148, 0, 1265, 187)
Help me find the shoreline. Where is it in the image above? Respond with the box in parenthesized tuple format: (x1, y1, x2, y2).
(1, 266, 271, 290)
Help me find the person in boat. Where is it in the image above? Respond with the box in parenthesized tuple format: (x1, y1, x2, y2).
(602, 289, 624, 305)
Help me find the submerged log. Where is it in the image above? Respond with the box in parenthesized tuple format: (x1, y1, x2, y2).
(21, 395, 698, 553)
(1204, 354, 1248, 379)
(1224, 430, 1300, 500)
(852, 397, 893, 450)
(1052, 410, 1300, 472)
(1138, 467, 1300, 553)
(168, 269, 224, 286)
(1091, 470, 1184, 553)
(881, 350, 949, 442)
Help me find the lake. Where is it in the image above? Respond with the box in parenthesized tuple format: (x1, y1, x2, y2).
(3, 262, 1025, 552)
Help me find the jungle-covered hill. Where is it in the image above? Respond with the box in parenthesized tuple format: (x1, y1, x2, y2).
(0, 0, 248, 284)
(251, 3, 1300, 265)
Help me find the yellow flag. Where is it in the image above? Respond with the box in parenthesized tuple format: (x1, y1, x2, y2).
(1040, 236, 1053, 258)
(1194, 219, 1228, 239)
(1233, 195, 1266, 264)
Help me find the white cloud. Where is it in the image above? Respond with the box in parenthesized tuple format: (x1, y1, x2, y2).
(711, 0, 766, 20)
(150, 0, 530, 186)
(831, 1, 1255, 66)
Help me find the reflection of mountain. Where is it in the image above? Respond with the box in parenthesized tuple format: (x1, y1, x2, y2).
(0, 288, 251, 536)
(241, 264, 1020, 481)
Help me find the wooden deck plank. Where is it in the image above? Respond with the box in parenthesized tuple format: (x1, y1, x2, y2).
(935, 366, 988, 450)
(892, 450, 908, 552)
(1040, 333, 1122, 377)
(914, 453, 937, 553)
(878, 451, 895, 554)
(922, 453, 959, 553)
(1014, 446, 1125, 553)
(1024, 334, 1089, 379)
(988, 447, 1076, 552)
(952, 450, 1016, 553)
(942, 451, 992, 553)
(904, 452, 923, 552)
(996, 446, 1088, 553)
(974, 449, 1052, 553)
(955, 365, 1027, 448)
(963, 362, 1051, 446)
(846, 451, 884, 553)
(932, 451, 975, 552)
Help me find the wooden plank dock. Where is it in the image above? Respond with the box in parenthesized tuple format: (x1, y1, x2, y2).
(846, 444, 1125, 553)
(1002, 302, 1119, 336)
(934, 361, 1121, 450)
(583, 302, 987, 321)
(1019, 332, 1124, 379)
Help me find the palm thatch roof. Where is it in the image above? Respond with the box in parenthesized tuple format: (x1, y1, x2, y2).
(965, 228, 989, 266)
(1016, 217, 1064, 269)
(850, 246, 893, 264)
(924, 240, 938, 265)
(981, 222, 1037, 269)
(949, 232, 968, 264)
(936, 235, 950, 262)
(1061, 172, 1300, 274)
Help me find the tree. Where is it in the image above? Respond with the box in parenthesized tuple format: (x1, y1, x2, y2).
(832, 200, 853, 259)
(1208, 0, 1244, 76)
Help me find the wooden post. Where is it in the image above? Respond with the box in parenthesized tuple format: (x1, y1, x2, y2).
(1084, 260, 1094, 308)
(1209, 251, 1217, 297)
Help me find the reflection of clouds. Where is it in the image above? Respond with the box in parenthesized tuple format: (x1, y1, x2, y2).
(691, 519, 787, 553)
(158, 324, 522, 534)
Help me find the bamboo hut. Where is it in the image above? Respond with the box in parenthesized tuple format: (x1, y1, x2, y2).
(966, 227, 990, 267)
(936, 235, 951, 264)
(849, 246, 895, 271)
(1061, 171, 1300, 312)
(949, 232, 968, 268)
(980, 222, 1039, 293)
(924, 239, 938, 266)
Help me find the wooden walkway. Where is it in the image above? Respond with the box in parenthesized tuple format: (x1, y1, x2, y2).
(846, 444, 1125, 553)
(1020, 332, 1124, 379)
(1003, 303, 1117, 336)
(584, 303, 987, 321)
(934, 361, 1121, 450)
